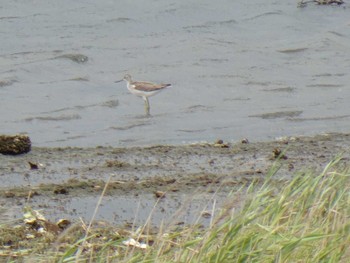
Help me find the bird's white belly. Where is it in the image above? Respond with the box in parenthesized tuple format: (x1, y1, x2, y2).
(127, 84, 160, 98)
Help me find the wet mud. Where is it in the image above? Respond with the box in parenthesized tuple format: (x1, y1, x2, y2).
(0, 133, 349, 227)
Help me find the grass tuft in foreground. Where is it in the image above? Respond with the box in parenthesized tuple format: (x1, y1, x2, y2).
(117, 158, 350, 263)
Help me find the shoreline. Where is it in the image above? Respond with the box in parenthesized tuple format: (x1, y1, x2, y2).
(1, 132, 349, 226)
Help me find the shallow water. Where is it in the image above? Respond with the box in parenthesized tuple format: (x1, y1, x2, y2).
(1, 0, 350, 147)
(0, 193, 226, 227)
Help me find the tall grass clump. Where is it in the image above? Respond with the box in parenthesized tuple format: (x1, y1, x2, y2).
(55, 158, 350, 262)
(136, 158, 350, 263)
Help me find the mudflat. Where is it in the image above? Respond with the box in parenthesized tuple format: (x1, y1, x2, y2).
(0, 133, 349, 226)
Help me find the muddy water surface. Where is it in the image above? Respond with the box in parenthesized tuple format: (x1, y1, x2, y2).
(0, 1, 349, 146)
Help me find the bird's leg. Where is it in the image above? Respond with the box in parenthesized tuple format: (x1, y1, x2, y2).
(143, 97, 150, 115)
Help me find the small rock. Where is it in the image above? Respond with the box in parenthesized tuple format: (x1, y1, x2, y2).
(154, 191, 166, 198)
(215, 139, 224, 145)
(214, 139, 229, 148)
(28, 161, 39, 170)
(272, 148, 288, 160)
(241, 138, 249, 144)
(56, 219, 71, 229)
(54, 187, 69, 195)
(288, 163, 294, 171)
(201, 211, 212, 218)
(56, 54, 89, 64)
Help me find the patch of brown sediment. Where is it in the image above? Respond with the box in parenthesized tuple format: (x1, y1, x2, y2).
(262, 87, 295, 93)
(307, 84, 343, 88)
(278, 47, 308, 53)
(24, 114, 81, 121)
(68, 77, 89, 81)
(0, 79, 16, 87)
(298, 0, 344, 7)
(55, 54, 89, 63)
(290, 115, 350, 122)
(249, 110, 303, 119)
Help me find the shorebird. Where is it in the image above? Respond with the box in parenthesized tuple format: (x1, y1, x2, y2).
(115, 74, 171, 115)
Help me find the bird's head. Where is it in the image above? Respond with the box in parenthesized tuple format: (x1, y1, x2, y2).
(115, 74, 132, 83)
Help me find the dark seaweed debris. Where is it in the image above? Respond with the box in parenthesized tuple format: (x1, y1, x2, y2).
(0, 135, 31, 155)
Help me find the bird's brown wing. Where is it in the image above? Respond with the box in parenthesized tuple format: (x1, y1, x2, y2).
(133, 81, 171, 92)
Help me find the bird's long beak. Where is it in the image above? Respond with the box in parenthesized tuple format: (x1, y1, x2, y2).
(115, 79, 123, 83)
